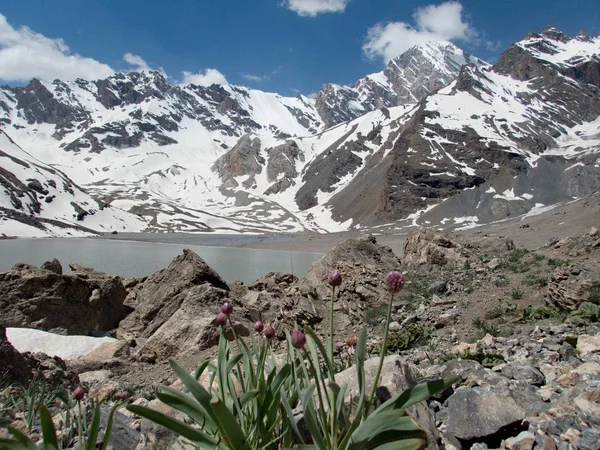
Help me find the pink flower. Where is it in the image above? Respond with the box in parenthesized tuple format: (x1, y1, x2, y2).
(263, 325, 275, 339)
(221, 302, 233, 315)
(73, 386, 85, 401)
(291, 329, 306, 349)
(328, 270, 342, 287)
(215, 312, 227, 326)
(254, 321, 264, 333)
(385, 271, 405, 293)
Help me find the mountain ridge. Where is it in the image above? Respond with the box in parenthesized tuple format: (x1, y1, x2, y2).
(0, 28, 599, 237)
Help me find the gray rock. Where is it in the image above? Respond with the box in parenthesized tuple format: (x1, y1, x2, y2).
(501, 363, 545, 386)
(41, 258, 63, 274)
(0, 262, 127, 334)
(446, 388, 526, 440)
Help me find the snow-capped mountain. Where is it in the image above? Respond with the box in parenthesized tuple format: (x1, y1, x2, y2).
(0, 27, 599, 237)
(314, 41, 487, 127)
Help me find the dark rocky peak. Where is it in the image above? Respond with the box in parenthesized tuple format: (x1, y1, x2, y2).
(94, 71, 170, 108)
(212, 134, 264, 189)
(540, 25, 571, 43)
(11, 78, 89, 127)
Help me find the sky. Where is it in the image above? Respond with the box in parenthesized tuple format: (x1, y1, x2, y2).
(0, 0, 598, 96)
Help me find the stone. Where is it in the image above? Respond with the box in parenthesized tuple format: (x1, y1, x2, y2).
(548, 266, 599, 311)
(501, 363, 545, 386)
(403, 230, 471, 267)
(41, 258, 63, 275)
(573, 389, 600, 416)
(576, 334, 600, 355)
(446, 387, 526, 440)
(589, 226, 598, 237)
(503, 431, 535, 450)
(83, 340, 130, 361)
(0, 263, 127, 334)
(137, 284, 232, 360)
(79, 369, 112, 384)
(487, 258, 502, 270)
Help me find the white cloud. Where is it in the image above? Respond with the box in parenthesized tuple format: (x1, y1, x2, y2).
(0, 13, 114, 82)
(282, 0, 349, 17)
(363, 1, 476, 63)
(241, 73, 267, 82)
(181, 68, 229, 86)
(123, 53, 150, 71)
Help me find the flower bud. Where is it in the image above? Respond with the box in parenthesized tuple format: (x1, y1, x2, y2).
(215, 312, 227, 326)
(73, 386, 85, 401)
(290, 329, 306, 349)
(263, 325, 275, 339)
(253, 321, 264, 333)
(385, 271, 405, 293)
(221, 302, 233, 315)
(328, 270, 342, 287)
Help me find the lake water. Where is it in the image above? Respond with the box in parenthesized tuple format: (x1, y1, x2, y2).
(0, 238, 323, 283)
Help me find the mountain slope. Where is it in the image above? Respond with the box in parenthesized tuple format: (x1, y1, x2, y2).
(0, 27, 599, 237)
(314, 41, 487, 127)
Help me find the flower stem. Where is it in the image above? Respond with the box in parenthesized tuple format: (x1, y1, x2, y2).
(367, 292, 395, 413)
(329, 284, 336, 377)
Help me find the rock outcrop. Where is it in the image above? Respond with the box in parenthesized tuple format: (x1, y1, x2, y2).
(118, 249, 234, 360)
(0, 262, 127, 334)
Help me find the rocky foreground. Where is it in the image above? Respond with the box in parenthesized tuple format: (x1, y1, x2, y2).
(1, 228, 600, 449)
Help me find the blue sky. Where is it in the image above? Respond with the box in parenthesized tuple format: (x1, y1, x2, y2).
(0, 0, 598, 96)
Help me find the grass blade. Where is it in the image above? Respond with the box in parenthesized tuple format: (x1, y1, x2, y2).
(38, 405, 59, 450)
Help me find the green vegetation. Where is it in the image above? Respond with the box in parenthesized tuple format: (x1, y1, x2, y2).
(547, 258, 570, 267)
(375, 324, 434, 354)
(524, 274, 548, 288)
(568, 302, 600, 322)
(520, 305, 561, 322)
(472, 317, 500, 337)
(511, 288, 524, 300)
(494, 276, 510, 287)
(365, 304, 388, 326)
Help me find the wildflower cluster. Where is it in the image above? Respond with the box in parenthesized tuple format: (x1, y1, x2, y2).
(125, 268, 455, 449)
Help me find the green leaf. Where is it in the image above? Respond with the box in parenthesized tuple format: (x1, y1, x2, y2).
(0, 428, 37, 450)
(280, 394, 306, 445)
(374, 439, 426, 450)
(305, 328, 335, 381)
(100, 402, 123, 450)
(239, 389, 260, 407)
(209, 396, 251, 450)
(127, 405, 221, 448)
(155, 388, 218, 434)
(86, 401, 102, 450)
(355, 330, 367, 415)
(300, 386, 328, 450)
(347, 413, 426, 450)
(194, 360, 211, 381)
(373, 378, 458, 417)
(168, 360, 217, 423)
(38, 405, 59, 450)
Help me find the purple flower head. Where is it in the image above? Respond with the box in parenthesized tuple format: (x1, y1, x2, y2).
(221, 302, 233, 315)
(73, 386, 85, 401)
(263, 325, 275, 339)
(254, 321, 264, 333)
(215, 312, 227, 326)
(385, 271, 405, 293)
(328, 270, 342, 287)
(290, 329, 306, 349)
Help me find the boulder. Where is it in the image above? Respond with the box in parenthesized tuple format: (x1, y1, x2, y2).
(119, 249, 229, 337)
(576, 334, 600, 355)
(0, 262, 127, 334)
(446, 387, 526, 440)
(41, 258, 63, 275)
(137, 284, 233, 360)
(403, 230, 471, 267)
(547, 264, 600, 310)
(334, 355, 439, 449)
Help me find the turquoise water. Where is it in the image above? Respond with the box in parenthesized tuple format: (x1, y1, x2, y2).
(0, 238, 322, 283)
